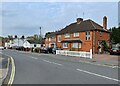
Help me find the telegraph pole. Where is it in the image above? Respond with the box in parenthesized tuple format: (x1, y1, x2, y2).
(40, 27, 41, 37)
(83, 12, 84, 19)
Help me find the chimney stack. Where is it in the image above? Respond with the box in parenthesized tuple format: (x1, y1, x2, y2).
(76, 18, 83, 24)
(103, 16, 107, 30)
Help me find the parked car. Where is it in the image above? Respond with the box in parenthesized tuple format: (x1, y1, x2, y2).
(0, 46, 4, 50)
(52, 48, 63, 54)
(110, 47, 120, 55)
(40, 47, 53, 54)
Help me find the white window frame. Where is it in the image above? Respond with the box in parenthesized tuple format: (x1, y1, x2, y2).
(49, 43, 51, 47)
(100, 31, 102, 37)
(73, 32, 79, 37)
(57, 36, 61, 42)
(52, 37, 55, 42)
(46, 38, 48, 42)
(86, 31, 90, 40)
(63, 43, 68, 48)
(64, 33, 70, 38)
(46, 44, 49, 48)
(72, 43, 81, 48)
(49, 38, 51, 41)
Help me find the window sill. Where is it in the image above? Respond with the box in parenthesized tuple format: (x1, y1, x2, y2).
(73, 36, 79, 38)
(63, 47, 68, 48)
(85, 40, 91, 42)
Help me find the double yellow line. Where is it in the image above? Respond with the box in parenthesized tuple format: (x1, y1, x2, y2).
(7, 57, 15, 86)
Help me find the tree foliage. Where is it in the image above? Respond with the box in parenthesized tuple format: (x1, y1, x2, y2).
(109, 27, 120, 44)
(45, 32, 52, 37)
(21, 35, 25, 39)
(27, 34, 43, 43)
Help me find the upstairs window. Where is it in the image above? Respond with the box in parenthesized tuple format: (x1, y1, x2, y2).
(57, 36, 61, 42)
(73, 32, 79, 37)
(86, 31, 90, 40)
(52, 37, 55, 42)
(100, 31, 102, 37)
(64, 33, 70, 38)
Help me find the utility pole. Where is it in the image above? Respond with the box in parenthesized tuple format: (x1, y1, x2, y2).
(83, 12, 84, 19)
(40, 27, 42, 38)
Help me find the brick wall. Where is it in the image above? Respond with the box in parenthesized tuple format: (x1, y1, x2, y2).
(45, 31, 110, 53)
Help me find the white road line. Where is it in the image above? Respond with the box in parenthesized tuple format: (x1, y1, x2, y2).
(76, 69, 120, 82)
(42, 59, 52, 63)
(52, 62, 63, 66)
(42, 59, 62, 66)
(30, 56, 38, 59)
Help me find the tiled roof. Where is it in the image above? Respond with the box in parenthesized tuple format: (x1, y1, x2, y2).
(58, 19, 109, 34)
(45, 19, 110, 38)
(27, 40, 44, 44)
(45, 31, 59, 38)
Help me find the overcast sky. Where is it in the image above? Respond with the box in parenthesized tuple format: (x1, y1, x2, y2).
(0, 1, 119, 37)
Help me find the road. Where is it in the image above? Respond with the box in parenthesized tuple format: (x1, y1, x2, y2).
(2, 49, 119, 84)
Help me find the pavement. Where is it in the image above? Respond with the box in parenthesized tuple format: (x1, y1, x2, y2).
(92, 54, 119, 67)
(0, 53, 9, 85)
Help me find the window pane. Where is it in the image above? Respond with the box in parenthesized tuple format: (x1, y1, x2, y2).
(86, 37, 88, 40)
(86, 31, 90, 40)
(63, 43, 68, 48)
(72, 43, 78, 48)
(57, 36, 61, 42)
(74, 32, 79, 37)
(64, 33, 70, 38)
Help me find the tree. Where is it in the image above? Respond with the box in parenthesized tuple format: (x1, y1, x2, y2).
(14, 35, 17, 39)
(27, 34, 44, 44)
(45, 32, 52, 37)
(109, 27, 120, 44)
(8, 35, 13, 40)
(21, 35, 25, 39)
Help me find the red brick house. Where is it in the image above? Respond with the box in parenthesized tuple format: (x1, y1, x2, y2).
(45, 16, 110, 54)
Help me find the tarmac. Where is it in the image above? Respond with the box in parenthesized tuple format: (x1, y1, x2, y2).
(0, 50, 119, 85)
(24, 50, 120, 68)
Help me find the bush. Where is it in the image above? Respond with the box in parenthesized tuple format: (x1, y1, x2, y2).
(33, 47, 40, 53)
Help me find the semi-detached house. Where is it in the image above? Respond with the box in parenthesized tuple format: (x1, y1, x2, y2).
(45, 16, 110, 54)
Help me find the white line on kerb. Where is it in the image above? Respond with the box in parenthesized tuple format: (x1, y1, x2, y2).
(76, 69, 120, 82)
(42, 59, 62, 66)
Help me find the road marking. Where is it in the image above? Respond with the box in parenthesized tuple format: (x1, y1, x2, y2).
(8, 57, 15, 85)
(42, 59, 62, 66)
(42, 59, 52, 63)
(51, 62, 63, 66)
(0, 52, 15, 85)
(76, 68, 120, 82)
(30, 56, 38, 59)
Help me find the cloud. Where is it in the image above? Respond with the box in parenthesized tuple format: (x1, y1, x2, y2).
(1, 0, 120, 2)
(1, 2, 118, 37)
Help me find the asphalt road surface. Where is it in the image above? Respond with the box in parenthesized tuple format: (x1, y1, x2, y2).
(2, 49, 119, 84)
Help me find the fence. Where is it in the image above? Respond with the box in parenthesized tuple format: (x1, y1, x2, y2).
(56, 49, 92, 59)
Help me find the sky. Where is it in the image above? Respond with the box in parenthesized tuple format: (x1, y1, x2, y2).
(0, 1, 119, 37)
